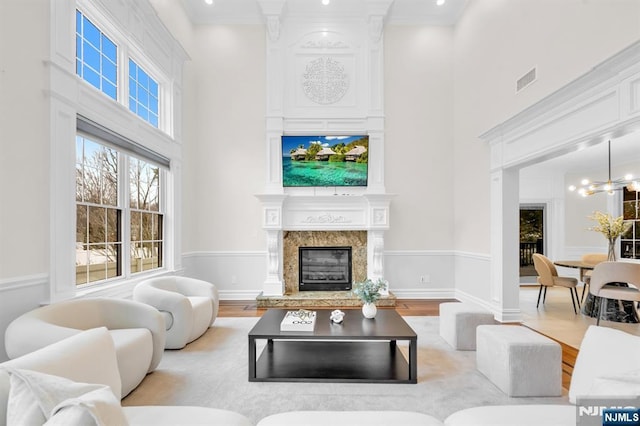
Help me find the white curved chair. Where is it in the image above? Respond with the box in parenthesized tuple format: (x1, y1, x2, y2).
(589, 261, 640, 325)
(4, 297, 166, 397)
(532, 253, 580, 314)
(133, 276, 219, 349)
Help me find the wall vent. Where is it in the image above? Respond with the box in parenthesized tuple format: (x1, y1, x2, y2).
(516, 67, 537, 93)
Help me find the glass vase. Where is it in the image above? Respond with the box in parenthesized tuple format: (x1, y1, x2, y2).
(607, 238, 617, 261)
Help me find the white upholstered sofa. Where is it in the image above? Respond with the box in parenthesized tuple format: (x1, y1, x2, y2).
(4, 297, 166, 397)
(0, 327, 252, 426)
(133, 276, 219, 349)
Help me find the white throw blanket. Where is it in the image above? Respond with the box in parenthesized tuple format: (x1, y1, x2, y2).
(5, 368, 128, 426)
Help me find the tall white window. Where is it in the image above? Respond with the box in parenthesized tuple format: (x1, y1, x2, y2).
(76, 134, 165, 286)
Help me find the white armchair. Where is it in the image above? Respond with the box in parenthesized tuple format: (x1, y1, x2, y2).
(4, 297, 166, 397)
(133, 276, 219, 349)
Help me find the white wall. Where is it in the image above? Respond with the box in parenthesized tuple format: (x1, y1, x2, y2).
(452, 0, 640, 302)
(0, 0, 52, 361)
(0, 1, 50, 280)
(384, 25, 454, 251)
(179, 25, 268, 294)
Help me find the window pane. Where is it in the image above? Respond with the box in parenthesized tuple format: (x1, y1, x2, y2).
(141, 213, 152, 240)
(149, 79, 158, 95)
(83, 42, 100, 71)
(76, 37, 82, 63)
(76, 205, 88, 245)
(88, 206, 106, 244)
(129, 97, 137, 113)
(138, 87, 148, 105)
(131, 211, 141, 241)
(82, 65, 100, 89)
(102, 80, 116, 100)
(131, 242, 142, 273)
(102, 59, 116, 84)
(76, 251, 89, 285)
(101, 146, 118, 205)
(106, 244, 121, 278)
(82, 16, 100, 47)
(138, 105, 149, 121)
(149, 96, 158, 115)
(105, 208, 119, 242)
(88, 244, 107, 282)
(76, 10, 82, 35)
(101, 35, 116, 62)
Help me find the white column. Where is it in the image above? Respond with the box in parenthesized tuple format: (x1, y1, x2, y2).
(490, 167, 522, 322)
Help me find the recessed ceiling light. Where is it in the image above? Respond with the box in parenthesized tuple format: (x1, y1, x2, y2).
(204, 0, 214, 5)
(322, 0, 330, 5)
(436, 0, 446, 5)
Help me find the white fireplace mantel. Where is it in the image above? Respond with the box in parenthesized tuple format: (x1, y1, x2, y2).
(255, 193, 394, 296)
(255, 0, 394, 297)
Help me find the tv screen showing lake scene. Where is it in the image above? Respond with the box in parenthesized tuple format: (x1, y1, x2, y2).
(282, 135, 369, 187)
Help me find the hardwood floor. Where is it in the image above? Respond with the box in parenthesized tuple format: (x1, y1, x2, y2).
(218, 298, 454, 317)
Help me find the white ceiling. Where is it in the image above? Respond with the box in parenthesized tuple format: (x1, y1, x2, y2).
(179, 0, 468, 25)
(522, 133, 640, 177)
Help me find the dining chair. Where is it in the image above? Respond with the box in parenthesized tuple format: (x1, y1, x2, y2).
(532, 253, 581, 314)
(588, 261, 640, 326)
(579, 253, 608, 302)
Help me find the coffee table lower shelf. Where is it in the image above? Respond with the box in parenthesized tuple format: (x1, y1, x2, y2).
(251, 340, 413, 383)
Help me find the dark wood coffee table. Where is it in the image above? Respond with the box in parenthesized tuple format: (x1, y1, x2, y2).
(248, 308, 417, 383)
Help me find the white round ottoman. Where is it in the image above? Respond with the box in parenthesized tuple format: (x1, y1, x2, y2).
(476, 325, 562, 397)
(439, 302, 495, 350)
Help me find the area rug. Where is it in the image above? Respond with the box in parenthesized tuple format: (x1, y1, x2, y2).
(122, 316, 568, 424)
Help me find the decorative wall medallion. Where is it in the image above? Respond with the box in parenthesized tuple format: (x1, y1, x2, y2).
(301, 213, 351, 224)
(301, 57, 349, 105)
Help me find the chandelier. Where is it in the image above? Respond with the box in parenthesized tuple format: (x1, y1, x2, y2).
(568, 140, 640, 196)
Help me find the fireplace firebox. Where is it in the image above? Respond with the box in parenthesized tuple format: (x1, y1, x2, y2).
(298, 246, 352, 291)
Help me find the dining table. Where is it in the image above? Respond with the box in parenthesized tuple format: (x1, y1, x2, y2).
(553, 260, 639, 323)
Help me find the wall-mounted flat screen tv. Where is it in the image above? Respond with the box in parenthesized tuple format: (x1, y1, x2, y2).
(282, 135, 369, 187)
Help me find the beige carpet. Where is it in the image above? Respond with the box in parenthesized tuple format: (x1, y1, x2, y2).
(122, 317, 568, 424)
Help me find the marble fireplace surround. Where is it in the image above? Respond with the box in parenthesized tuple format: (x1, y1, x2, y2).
(283, 231, 367, 294)
(255, 193, 395, 307)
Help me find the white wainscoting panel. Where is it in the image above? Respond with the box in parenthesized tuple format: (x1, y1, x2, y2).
(0, 274, 50, 361)
(182, 251, 267, 300)
(181, 250, 495, 304)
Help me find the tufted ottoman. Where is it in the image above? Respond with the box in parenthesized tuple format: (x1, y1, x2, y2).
(439, 302, 495, 350)
(476, 325, 562, 397)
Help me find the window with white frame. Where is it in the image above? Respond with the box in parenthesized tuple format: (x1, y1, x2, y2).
(75, 9, 118, 100)
(129, 59, 159, 128)
(75, 8, 164, 131)
(75, 134, 164, 286)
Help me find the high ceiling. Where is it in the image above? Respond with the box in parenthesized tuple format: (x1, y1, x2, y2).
(177, 0, 640, 178)
(179, 0, 468, 25)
